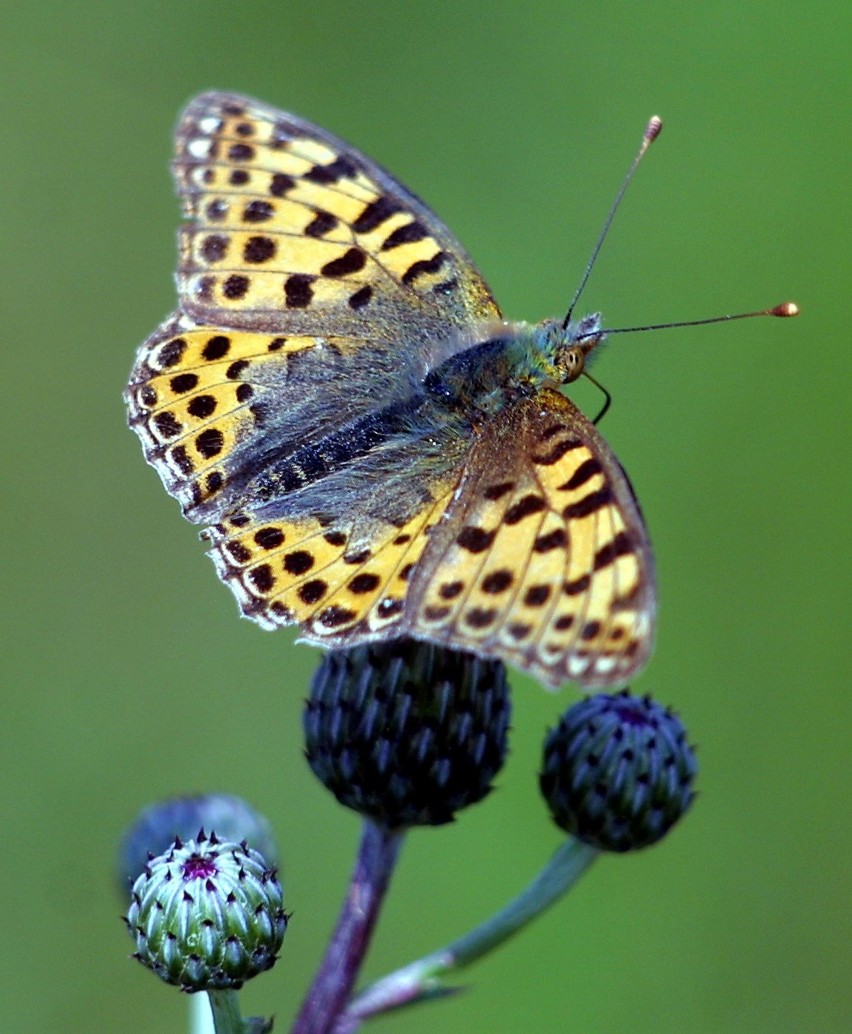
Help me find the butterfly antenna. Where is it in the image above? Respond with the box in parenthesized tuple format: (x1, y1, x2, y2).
(563, 115, 663, 331)
(591, 301, 800, 339)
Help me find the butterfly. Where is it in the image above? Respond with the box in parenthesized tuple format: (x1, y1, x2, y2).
(126, 92, 655, 689)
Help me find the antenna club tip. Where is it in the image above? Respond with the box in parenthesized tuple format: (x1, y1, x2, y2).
(645, 116, 663, 143)
(772, 301, 800, 318)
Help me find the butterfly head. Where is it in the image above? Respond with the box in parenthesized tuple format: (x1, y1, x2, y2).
(536, 312, 604, 386)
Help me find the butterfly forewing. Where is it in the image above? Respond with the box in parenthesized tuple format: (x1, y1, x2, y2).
(174, 92, 500, 339)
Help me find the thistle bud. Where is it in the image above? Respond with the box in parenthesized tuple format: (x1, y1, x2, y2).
(304, 640, 510, 829)
(124, 831, 287, 992)
(540, 690, 697, 852)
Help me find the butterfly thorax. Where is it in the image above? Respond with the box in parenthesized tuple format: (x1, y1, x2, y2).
(422, 313, 604, 420)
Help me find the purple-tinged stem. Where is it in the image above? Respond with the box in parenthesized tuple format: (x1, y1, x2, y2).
(292, 820, 404, 1034)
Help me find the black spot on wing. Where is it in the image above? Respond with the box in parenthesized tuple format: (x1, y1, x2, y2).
(562, 487, 613, 520)
(348, 285, 373, 309)
(154, 412, 182, 438)
(243, 236, 276, 263)
(558, 458, 603, 491)
(170, 373, 198, 394)
(285, 274, 314, 308)
(533, 437, 583, 466)
(226, 543, 251, 565)
(533, 528, 568, 553)
(187, 395, 216, 418)
(269, 173, 295, 197)
(483, 481, 515, 501)
(201, 235, 229, 262)
(465, 607, 497, 629)
(321, 247, 367, 278)
(298, 579, 327, 605)
(402, 251, 447, 286)
(196, 428, 224, 458)
(202, 335, 230, 360)
(316, 605, 357, 627)
(348, 572, 381, 594)
(158, 337, 187, 368)
(439, 581, 464, 600)
(243, 200, 274, 223)
(254, 527, 285, 550)
(381, 220, 429, 250)
(353, 196, 403, 233)
(304, 155, 359, 185)
(504, 494, 546, 525)
(223, 274, 249, 299)
(283, 550, 314, 575)
(456, 526, 495, 553)
(305, 210, 339, 237)
(523, 585, 551, 607)
(228, 142, 254, 162)
(563, 574, 591, 596)
(481, 569, 514, 594)
(594, 531, 634, 571)
(249, 564, 275, 592)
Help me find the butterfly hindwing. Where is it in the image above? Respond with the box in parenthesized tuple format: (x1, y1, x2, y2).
(127, 313, 391, 522)
(406, 389, 655, 688)
(201, 477, 459, 641)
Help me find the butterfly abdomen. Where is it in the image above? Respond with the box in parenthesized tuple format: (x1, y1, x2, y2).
(242, 389, 469, 526)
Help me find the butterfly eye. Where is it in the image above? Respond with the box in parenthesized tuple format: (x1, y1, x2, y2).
(557, 346, 586, 384)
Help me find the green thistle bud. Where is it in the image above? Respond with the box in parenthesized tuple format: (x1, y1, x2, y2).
(118, 794, 278, 892)
(124, 831, 287, 992)
(540, 690, 697, 852)
(304, 640, 510, 829)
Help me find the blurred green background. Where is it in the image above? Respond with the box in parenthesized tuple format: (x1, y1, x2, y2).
(3, 2, 848, 1031)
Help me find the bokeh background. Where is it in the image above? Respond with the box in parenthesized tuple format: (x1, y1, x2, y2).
(3, 3, 848, 1031)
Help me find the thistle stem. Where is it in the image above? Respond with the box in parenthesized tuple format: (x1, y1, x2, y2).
(292, 819, 404, 1034)
(205, 990, 242, 1034)
(339, 837, 599, 1026)
(190, 993, 215, 1034)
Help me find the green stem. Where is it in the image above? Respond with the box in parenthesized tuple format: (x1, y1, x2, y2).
(340, 837, 599, 1026)
(190, 993, 214, 1034)
(205, 990, 243, 1034)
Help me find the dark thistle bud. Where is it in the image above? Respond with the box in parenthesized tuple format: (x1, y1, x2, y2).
(540, 690, 697, 852)
(304, 640, 510, 829)
(118, 794, 278, 892)
(124, 831, 287, 992)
